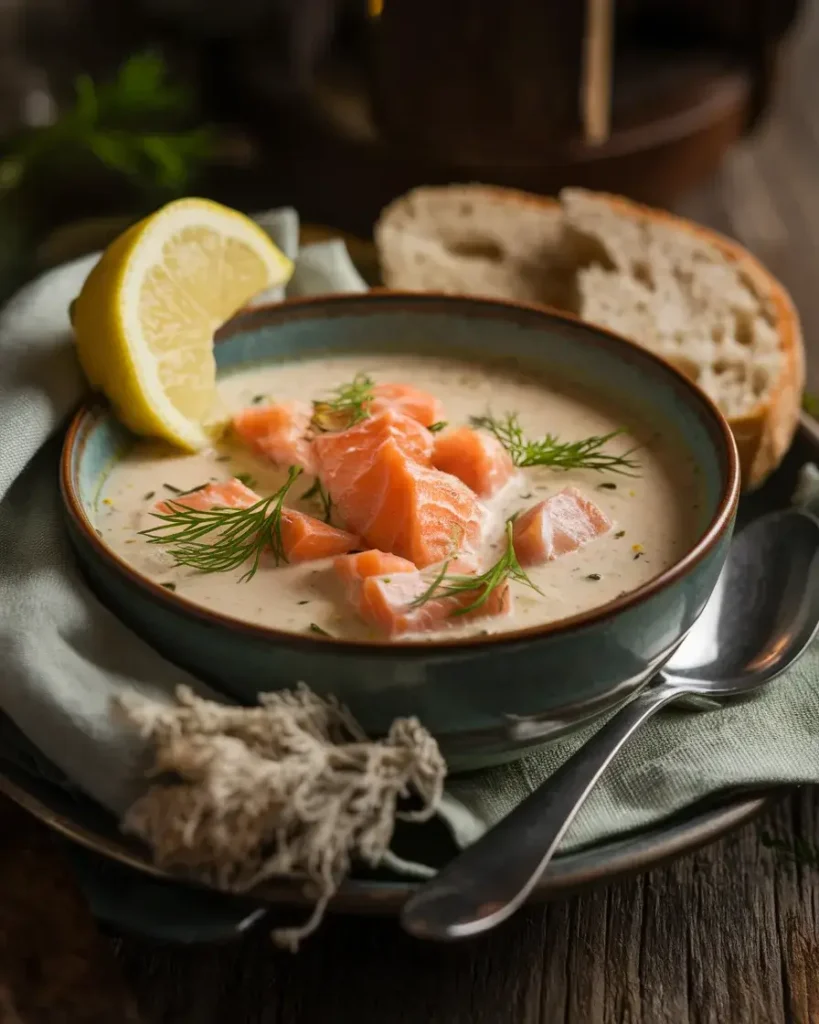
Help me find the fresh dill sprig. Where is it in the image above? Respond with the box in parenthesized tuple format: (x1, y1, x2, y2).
(428, 421, 448, 433)
(141, 466, 302, 581)
(470, 412, 640, 475)
(312, 373, 375, 431)
(301, 478, 333, 523)
(410, 520, 542, 616)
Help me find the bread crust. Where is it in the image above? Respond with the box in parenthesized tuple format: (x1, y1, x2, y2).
(376, 186, 804, 489)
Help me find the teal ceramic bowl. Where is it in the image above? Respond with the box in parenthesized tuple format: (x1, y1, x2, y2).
(61, 293, 740, 769)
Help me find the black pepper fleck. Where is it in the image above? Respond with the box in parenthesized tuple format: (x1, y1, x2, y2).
(586, 573, 602, 581)
(161, 582, 177, 591)
(615, 530, 626, 538)
(633, 552, 644, 560)
(597, 482, 617, 490)
(143, 491, 155, 500)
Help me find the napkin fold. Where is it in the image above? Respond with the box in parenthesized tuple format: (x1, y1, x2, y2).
(2, 208, 819, 879)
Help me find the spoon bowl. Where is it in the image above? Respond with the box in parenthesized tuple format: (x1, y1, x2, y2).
(664, 510, 819, 693)
(401, 507, 819, 941)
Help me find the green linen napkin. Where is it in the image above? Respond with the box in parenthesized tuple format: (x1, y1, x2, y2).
(0, 206, 817, 874)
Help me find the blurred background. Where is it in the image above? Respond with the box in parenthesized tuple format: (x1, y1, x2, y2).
(0, 0, 815, 367)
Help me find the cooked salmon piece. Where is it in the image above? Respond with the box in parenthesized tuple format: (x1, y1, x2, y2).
(370, 383, 444, 427)
(432, 426, 516, 498)
(319, 432, 484, 567)
(313, 408, 433, 483)
(232, 400, 315, 473)
(353, 571, 511, 636)
(155, 478, 260, 514)
(279, 510, 360, 563)
(513, 487, 612, 566)
(334, 549, 417, 589)
(155, 479, 357, 564)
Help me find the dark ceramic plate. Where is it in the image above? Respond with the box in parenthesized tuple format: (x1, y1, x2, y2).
(1, 415, 815, 943)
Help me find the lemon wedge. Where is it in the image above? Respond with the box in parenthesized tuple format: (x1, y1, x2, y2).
(72, 198, 294, 451)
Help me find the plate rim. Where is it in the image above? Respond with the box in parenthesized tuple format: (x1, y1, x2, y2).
(0, 753, 786, 915)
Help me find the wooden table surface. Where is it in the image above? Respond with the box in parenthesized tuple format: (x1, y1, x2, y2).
(7, 7, 819, 1024)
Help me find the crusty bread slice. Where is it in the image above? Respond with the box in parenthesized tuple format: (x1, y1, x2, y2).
(375, 185, 804, 489)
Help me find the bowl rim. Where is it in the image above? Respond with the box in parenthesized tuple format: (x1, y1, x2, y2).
(61, 290, 741, 654)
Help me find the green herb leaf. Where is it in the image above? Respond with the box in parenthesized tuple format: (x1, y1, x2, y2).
(428, 421, 448, 433)
(1, 51, 214, 201)
(235, 472, 257, 489)
(142, 466, 302, 581)
(470, 412, 640, 475)
(308, 622, 332, 636)
(803, 392, 819, 418)
(312, 373, 375, 431)
(410, 520, 542, 616)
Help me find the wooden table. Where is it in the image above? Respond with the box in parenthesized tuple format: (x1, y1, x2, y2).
(7, 6, 819, 1023)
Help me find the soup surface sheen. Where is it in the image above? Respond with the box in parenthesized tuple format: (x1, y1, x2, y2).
(98, 353, 704, 642)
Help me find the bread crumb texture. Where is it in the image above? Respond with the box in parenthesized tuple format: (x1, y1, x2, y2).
(376, 186, 783, 420)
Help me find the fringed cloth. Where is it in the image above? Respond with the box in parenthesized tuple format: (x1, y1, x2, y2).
(117, 685, 446, 950)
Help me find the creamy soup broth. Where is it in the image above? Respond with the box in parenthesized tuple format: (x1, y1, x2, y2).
(97, 353, 704, 642)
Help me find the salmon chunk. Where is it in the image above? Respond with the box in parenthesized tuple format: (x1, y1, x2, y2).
(353, 571, 511, 636)
(432, 426, 517, 498)
(155, 479, 357, 564)
(513, 487, 612, 566)
(313, 408, 433, 482)
(232, 400, 315, 473)
(370, 383, 444, 427)
(280, 510, 360, 563)
(155, 478, 260, 514)
(334, 549, 417, 589)
(319, 430, 484, 567)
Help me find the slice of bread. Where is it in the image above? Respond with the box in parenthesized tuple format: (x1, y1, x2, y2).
(375, 185, 804, 489)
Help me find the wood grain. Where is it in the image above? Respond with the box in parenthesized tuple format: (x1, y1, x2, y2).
(0, 799, 139, 1023)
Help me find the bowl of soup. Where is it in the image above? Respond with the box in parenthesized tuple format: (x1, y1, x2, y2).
(61, 293, 740, 769)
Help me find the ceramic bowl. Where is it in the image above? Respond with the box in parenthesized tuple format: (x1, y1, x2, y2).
(61, 293, 740, 769)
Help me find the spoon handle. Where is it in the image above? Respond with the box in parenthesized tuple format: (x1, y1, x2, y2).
(401, 680, 688, 941)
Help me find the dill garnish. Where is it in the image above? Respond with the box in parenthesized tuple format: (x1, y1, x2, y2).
(410, 520, 542, 616)
(309, 622, 331, 636)
(312, 373, 375, 431)
(469, 412, 640, 475)
(163, 482, 182, 494)
(428, 421, 448, 433)
(301, 478, 333, 523)
(143, 491, 155, 501)
(160, 581, 176, 591)
(141, 466, 303, 581)
(235, 472, 257, 489)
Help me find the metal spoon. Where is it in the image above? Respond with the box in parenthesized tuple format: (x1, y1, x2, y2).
(401, 508, 819, 941)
